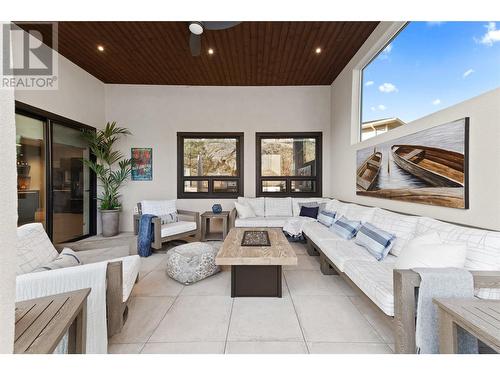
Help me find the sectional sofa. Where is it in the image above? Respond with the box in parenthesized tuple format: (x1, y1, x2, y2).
(230, 197, 500, 353)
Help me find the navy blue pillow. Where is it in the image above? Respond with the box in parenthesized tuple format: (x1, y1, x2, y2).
(299, 206, 319, 219)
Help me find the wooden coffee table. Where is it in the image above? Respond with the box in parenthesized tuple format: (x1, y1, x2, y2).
(215, 228, 297, 297)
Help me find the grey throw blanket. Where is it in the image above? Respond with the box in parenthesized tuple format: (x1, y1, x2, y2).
(413, 267, 478, 354)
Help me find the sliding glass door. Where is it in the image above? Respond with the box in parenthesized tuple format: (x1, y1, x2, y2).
(15, 104, 96, 243)
(51, 124, 91, 243)
(16, 114, 47, 228)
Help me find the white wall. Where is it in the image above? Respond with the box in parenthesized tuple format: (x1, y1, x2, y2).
(105, 85, 331, 232)
(0, 26, 17, 354)
(13, 30, 106, 129)
(330, 23, 500, 231)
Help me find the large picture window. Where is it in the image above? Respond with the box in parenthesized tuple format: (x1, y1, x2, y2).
(177, 133, 244, 198)
(256, 132, 322, 197)
(360, 21, 500, 141)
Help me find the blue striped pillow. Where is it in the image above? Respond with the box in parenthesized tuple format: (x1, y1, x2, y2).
(329, 216, 361, 239)
(355, 222, 396, 261)
(317, 210, 336, 227)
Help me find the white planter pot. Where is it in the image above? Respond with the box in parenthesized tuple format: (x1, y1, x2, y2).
(101, 209, 120, 237)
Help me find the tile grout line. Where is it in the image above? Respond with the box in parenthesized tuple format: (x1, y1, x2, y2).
(223, 298, 235, 354)
(347, 295, 389, 348)
(283, 270, 310, 354)
(138, 285, 185, 353)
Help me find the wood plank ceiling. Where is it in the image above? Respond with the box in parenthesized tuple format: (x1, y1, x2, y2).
(17, 22, 379, 85)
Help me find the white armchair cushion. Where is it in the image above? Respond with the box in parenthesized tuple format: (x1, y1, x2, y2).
(265, 197, 292, 217)
(17, 223, 59, 275)
(161, 221, 197, 237)
(141, 200, 177, 224)
(237, 197, 265, 217)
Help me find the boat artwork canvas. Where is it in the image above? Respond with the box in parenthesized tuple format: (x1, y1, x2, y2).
(356, 118, 469, 209)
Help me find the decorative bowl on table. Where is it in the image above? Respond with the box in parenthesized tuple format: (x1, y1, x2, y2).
(212, 204, 222, 214)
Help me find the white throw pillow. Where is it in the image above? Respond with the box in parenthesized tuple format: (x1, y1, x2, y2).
(17, 223, 59, 275)
(234, 202, 256, 219)
(395, 232, 467, 269)
(33, 248, 82, 272)
(237, 197, 265, 217)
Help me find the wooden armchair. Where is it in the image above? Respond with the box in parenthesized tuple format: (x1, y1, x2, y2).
(133, 202, 200, 250)
(393, 269, 500, 353)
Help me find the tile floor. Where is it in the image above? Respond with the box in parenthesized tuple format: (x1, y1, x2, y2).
(108, 242, 394, 354)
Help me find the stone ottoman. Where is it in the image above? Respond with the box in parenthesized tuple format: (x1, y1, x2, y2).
(166, 242, 220, 284)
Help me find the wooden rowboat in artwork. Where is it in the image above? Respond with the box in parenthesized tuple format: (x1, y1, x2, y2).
(356, 151, 382, 191)
(391, 145, 464, 187)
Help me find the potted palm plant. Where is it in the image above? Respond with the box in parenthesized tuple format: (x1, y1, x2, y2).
(82, 122, 132, 237)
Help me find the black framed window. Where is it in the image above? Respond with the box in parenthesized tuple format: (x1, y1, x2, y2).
(256, 132, 322, 197)
(177, 132, 244, 199)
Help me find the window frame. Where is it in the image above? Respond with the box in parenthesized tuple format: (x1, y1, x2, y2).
(357, 22, 408, 143)
(255, 132, 322, 197)
(177, 132, 244, 199)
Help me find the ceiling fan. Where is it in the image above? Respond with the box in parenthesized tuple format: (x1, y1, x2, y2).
(188, 21, 240, 56)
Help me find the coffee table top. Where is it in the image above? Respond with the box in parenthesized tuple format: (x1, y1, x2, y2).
(215, 227, 297, 266)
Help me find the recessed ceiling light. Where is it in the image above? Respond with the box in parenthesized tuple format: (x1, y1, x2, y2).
(97, 45, 105, 52)
(208, 48, 214, 55)
(315, 47, 322, 54)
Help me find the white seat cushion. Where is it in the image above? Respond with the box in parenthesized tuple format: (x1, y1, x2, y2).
(344, 260, 395, 316)
(303, 221, 337, 245)
(17, 223, 59, 275)
(234, 217, 269, 227)
(109, 255, 140, 302)
(265, 197, 292, 217)
(321, 240, 376, 272)
(161, 221, 197, 237)
(234, 217, 289, 228)
(237, 197, 265, 217)
(371, 208, 419, 256)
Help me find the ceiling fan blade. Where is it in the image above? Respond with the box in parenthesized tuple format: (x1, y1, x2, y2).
(203, 21, 240, 31)
(189, 33, 201, 56)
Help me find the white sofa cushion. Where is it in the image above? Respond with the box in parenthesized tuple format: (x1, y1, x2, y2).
(371, 209, 419, 256)
(160, 221, 197, 237)
(321, 240, 376, 272)
(417, 217, 500, 271)
(343, 203, 376, 223)
(238, 197, 265, 217)
(17, 223, 59, 275)
(303, 221, 338, 245)
(292, 198, 330, 217)
(344, 260, 395, 316)
(265, 197, 292, 217)
(234, 217, 289, 228)
(234, 202, 256, 219)
(395, 232, 467, 269)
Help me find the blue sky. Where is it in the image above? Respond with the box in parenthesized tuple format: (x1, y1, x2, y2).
(362, 21, 500, 123)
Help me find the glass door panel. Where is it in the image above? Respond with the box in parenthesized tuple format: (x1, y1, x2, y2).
(15, 114, 46, 228)
(52, 124, 90, 243)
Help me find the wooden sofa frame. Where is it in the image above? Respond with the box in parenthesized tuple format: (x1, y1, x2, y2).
(56, 241, 137, 338)
(133, 203, 200, 250)
(304, 233, 500, 354)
